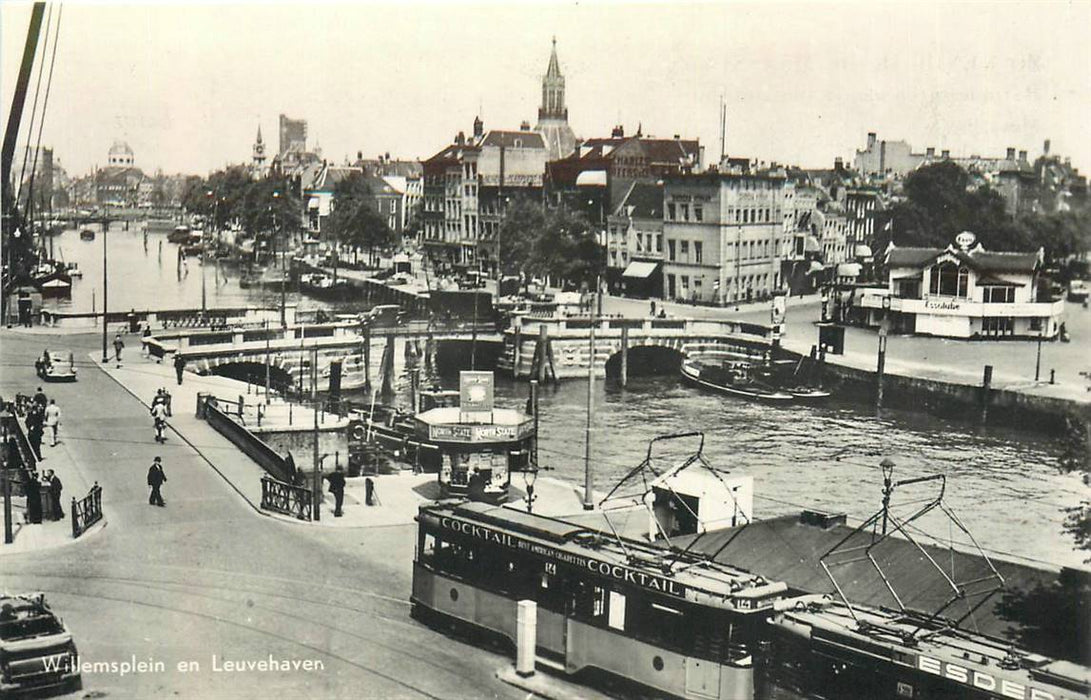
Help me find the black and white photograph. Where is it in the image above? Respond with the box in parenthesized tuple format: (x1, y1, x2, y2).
(1, 1, 1089, 698)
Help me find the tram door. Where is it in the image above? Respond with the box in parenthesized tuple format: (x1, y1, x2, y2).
(535, 563, 566, 656)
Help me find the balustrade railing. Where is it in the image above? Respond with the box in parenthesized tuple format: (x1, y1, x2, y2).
(71, 483, 103, 538)
(260, 476, 313, 521)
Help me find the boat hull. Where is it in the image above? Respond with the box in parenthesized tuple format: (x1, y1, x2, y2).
(680, 361, 794, 402)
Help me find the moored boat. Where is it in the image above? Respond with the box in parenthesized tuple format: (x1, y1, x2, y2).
(680, 358, 794, 402)
(79, 229, 95, 241)
(167, 225, 192, 243)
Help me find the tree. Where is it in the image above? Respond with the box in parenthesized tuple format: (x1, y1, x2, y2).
(497, 197, 605, 289)
(326, 172, 395, 269)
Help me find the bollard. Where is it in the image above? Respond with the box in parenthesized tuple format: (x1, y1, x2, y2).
(1050, 368, 1055, 385)
(620, 326, 629, 388)
(515, 600, 537, 678)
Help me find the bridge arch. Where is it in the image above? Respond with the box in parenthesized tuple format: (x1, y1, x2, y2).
(208, 361, 294, 392)
(603, 343, 685, 379)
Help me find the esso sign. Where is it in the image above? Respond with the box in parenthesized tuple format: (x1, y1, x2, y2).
(955, 231, 977, 249)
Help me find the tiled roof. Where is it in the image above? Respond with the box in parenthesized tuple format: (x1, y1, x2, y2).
(886, 246, 942, 267)
(614, 181, 663, 219)
(479, 130, 545, 150)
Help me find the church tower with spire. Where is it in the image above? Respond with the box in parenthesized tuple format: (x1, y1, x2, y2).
(534, 38, 577, 161)
(251, 126, 267, 176)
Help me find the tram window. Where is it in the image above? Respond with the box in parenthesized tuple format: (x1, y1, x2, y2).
(420, 533, 437, 564)
(570, 581, 609, 624)
(608, 591, 626, 631)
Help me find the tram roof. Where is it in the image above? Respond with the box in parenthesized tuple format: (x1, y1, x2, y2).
(428, 501, 789, 604)
(777, 598, 1090, 697)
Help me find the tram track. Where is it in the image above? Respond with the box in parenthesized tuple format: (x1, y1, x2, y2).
(1, 567, 508, 693)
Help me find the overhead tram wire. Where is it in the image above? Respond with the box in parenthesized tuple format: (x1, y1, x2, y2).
(24, 2, 63, 226)
(14, 2, 52, 210)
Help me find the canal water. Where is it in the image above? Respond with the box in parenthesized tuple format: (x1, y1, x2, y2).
(46, 223, 1088, 569)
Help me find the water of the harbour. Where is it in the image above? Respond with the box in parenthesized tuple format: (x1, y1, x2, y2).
(46, 224, 1089, 570)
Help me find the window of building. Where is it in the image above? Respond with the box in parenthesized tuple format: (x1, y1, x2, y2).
(1029, 317, 1043, 332)
(695, 241, 703, 264)
(929, 262, 969, 297)
(668, 203, 676, 220)
(655, 234, 663, 253)
(694, 205, 703, 222)
(668, 240, 676, 261)
(680, 240, 689, 259)
(982, 286, 1015, 303)
(681, 203, 690, 221)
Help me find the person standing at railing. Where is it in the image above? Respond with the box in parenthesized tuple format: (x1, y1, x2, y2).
(324, 464, 346, 517)
(147, 456, 167, 507)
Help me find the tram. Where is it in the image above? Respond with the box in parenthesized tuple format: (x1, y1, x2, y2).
(757, 595, 1090, 700)
(411, 500, 788, 699)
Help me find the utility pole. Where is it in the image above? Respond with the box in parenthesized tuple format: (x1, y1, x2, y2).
(312, 346, 321, 522)
(101, 220, 109, 362)
(582, 282, 598, 511)
(264, 319, 271, 401)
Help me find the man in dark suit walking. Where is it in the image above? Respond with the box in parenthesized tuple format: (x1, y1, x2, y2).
(324, 465, 347, 517)
(147, 456, 167, 507)
(47, 470, 63, 519)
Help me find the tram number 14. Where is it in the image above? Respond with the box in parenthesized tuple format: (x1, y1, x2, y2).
(545, 562, 557, 576)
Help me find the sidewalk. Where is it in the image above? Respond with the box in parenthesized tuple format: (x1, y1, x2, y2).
(94, 350, 609, 529)
(1, 409, 102, 557)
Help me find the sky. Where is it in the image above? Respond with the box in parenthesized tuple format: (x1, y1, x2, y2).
(2, 1, 1089, 179)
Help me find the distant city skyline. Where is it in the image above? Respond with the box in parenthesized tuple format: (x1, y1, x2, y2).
(2, 1, 1088, 178)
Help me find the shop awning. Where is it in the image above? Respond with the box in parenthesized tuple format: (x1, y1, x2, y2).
(576, 170, 607, 187)
(807, 260, 825, 274)
(837, 262, 862, 277)
(622, 260, 661, 279)
(854, 244, 873, 258)
(804, 235, 821, 253)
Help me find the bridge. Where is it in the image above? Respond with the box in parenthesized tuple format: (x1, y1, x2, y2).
(145, 319, 502, 394)
(142, 312, 774, 391)
(502, 314, 774, 380)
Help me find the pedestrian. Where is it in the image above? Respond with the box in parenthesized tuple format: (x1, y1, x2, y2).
(147, 456, 167, 506)
(151, 400, 169, 443)
(141, 325, 152, 358)
(33, 386, 47, 409)
(173, 353, 186, 385)
(325, 464, 347, 517)
(47, 470, 63, 519)
(25, 473, 42, 524)
(27, 421, 43, 461)
(113, 334, 125, 366)
(44, 399, 61, 446)
(650, 300, 657, 317)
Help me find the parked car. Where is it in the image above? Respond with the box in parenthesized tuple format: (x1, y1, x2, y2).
(365, 304, 406, 328)
(0, 593, 82, 696)
(35, 350, 77, 382)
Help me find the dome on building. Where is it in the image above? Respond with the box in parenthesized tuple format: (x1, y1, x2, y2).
(109, 141, 133, 156)
(107, 141, 135, 167)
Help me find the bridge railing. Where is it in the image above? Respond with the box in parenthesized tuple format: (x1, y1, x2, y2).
(198, 394, 294, 483)
(510, 315, 771, 339)
(71, 483, 103, 538)
(260, 475, 313, 521)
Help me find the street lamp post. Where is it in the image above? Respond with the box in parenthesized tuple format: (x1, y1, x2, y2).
(1, 409, 13, 544)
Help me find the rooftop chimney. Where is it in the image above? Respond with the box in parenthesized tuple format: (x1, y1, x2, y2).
(941, 149, 950, 159)
(455, 131, 465, 146)
(519, 121, 531, 131)
(867, 132, 877, 149)
(673, 134, 680, 140)
(834, 156, 844, 170)
(611, 124, 624, 138)
(1044, 139, 1051, 156)
(1006, 147, 1016, 160)
(1019, 150, 1027, 161)
(926, 147, 935, 157)
(473, 116, 483, 139)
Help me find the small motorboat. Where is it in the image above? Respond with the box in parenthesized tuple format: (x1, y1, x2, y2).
(167, 225, 192, 243)
(680, 359, 794, 403)
(782, 385, 831, 402)
(79, 229, 96, 241)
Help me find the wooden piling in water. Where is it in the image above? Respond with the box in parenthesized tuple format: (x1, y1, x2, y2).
(980, 364, 993, 425)
(620, 326, 629, 388)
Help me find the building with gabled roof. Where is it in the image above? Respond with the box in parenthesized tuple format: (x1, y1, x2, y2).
(854, 231, 1063, 339)
(606, 181, 665, 297)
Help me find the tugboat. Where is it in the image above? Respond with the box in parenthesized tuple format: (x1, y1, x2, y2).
(680, 358, 794, 402)
(299, 272, 355, 301)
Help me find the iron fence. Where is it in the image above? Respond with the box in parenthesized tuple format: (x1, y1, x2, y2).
(71, 482, 103, 538)
(260, 476, 312, 521)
